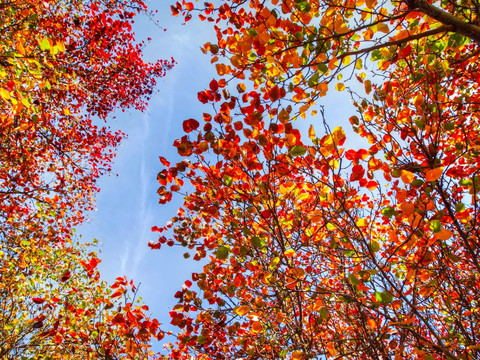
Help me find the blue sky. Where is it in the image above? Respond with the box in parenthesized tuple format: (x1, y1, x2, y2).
(78, 2, 217, 350)
(78, 0, 362, 354)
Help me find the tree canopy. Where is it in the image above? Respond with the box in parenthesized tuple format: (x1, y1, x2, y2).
(1, 0, 172, 243)
(0, 235, 164, 359)
(0, 0, 171, 357)
(155, 0, 480, 358)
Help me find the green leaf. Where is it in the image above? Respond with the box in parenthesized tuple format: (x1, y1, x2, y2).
(216, 245, 230, 260)
(380, 291, 393, 304)
(247, 28, 257, 37)
(308, 74, 320, 87)
(381, 206, 395, 218)
(317, 63, 328, 74)
(369, 240, 380, 252)
(289, 145, 307, 157)
(371, 50, 382, 61)
(411, 179, 424, 188)
(348, 273, 359, 286)
(319, 307, 329, 319)
(344, 250, 355, 257)
(250, 236, 265, 248)
(294, 0, 311, 13)
(223, 175, 232, 186)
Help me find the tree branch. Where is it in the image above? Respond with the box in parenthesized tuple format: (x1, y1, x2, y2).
(412, 0, 480, 43)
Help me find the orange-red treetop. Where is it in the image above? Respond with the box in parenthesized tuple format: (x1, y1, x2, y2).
(155, 0, 480, 358)
(0, 0, 173, 245)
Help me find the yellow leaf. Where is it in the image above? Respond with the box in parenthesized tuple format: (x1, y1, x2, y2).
(356, 218, 368, 228)
(332, 126, 345, 142)
(342, 55, 351, 65)
(336, 83, 345, 91)
(284, 249, 296, 257)
(425, 167, 443, 182)
(297, 192, 309, 201)
(308, 124, 315, 140)
(234, 305, 250, 316)
(56, 41, 66, 52)
(0, 88, 10, 100)
(355, 58, 363, 70)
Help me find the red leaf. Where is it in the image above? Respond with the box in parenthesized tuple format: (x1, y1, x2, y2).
(159, 156, 171, 167)
(399, 44, 412, 59)
(112, 314, 125, 324)
(198, 91, 209, 104)
(171, 5, 179, 15)
(32, 297, 45, 304)
(183, 119, 200, 133)
(261, 209, 271, 218)
(350, 165, 365, 182)
(209, 79, 219, 92)
(89, 257, 101, 269)
(61, 271, 71, 282)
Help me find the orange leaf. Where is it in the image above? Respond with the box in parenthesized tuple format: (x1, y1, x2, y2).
(328, 57, 338, 70)
(251, 321, 262, 333)
(292, 350, 304, 359)
(400, 170, 414, 184)
(425, 167, 443, 182)
(436, 228, 453, 240)
(400, 202, 415, 216)
(327, 343, 337, 357)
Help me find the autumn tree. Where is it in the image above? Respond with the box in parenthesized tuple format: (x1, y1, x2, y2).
(0, 0, 172, 357)
(0, 233, 164, 359)
(0, 0, 173, 243)
(155, 0, 480, 358)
